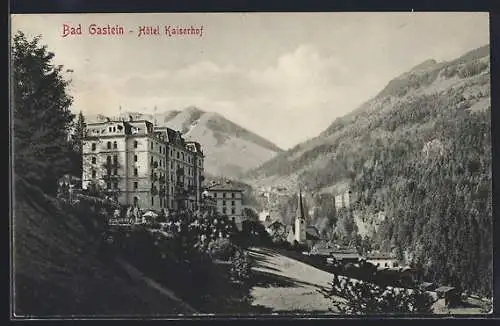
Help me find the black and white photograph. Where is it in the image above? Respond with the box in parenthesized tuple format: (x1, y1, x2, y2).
(10, 12, 493, 317)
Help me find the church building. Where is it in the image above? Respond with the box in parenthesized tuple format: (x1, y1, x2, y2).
(287, 188, 321, 249)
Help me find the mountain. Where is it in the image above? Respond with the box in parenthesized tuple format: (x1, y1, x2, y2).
(243, 45, 492, 296)
(86, 106, 283, 178)
(245, 45, 491, 193)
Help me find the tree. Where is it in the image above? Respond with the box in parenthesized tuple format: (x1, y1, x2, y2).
(13, 31, 74, 195)
(320, 276, 434, 314)
(68, 111, 86, 177)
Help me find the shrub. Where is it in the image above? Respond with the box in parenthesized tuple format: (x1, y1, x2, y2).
(320, 276, 434, 314)
(207, 238, 237, 261)
(229, 249, 252, 284)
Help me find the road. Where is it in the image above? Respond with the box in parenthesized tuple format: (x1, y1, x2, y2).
(246, 247, 340, 313)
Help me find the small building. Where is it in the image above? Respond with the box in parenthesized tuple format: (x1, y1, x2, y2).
(420, 282, 437, 292)
(259, 210, 271, 223)
(57, 174, 81, 199)
(328, 249, 361, 264)
(264, 220, 287, 237)
(435, 286, 461, 307)
(365, 252, 399, 268)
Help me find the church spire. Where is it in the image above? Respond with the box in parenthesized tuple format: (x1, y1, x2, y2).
(297, 188, 305, 219)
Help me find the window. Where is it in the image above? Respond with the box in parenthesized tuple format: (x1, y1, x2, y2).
(91, 143, 96, 151)
(134, 182, 138, 189)
(107, 141, 111, 149)
(113, 168, 118, 175)
(113, 155, 118, 164)
(91, 157, 96, 164)
(181, 153, 184, 160)
(113, 141, 117, 149)
(107, 156, 112, 164)
(91, 169, 96, 178)
(170, 149, 173, 156)
(176, 152, 180, 159)
(134, 155, 138, 162)
(171, 162, 174, 169)
(151, 142, 154, 150)
(109, 127, 112, 132)
(134, 197, 139, 206)
(232, 193, 235, 198)
(107, 182, 111, 189)
(113, 127, 116, 132)
(231, 208, 235, 214)
(222, 208, 227, 214)
(232, 200, 235, 206)
(151, 197, 154, 206)
(223, 201, 226, 206)
(134, 168, 138, 176)
(134, 140, 138, 148)
(223, 193, 226, 198)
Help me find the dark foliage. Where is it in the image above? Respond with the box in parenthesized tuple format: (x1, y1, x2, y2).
(13, 31, 75, 195)
(320, 276, 434, 314)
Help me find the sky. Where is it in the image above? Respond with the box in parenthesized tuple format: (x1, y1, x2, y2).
(11, 12, 489, 149)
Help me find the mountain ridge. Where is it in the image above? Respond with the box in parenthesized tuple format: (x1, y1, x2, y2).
(244, 44, 490, 193)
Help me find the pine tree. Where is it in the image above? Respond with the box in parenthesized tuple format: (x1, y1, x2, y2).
(69, 111, 86, 177)
(12, 31, 75, 195)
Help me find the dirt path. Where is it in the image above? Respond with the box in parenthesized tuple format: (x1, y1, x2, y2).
(114, 258, 199, 314)
(247, 247, 340, 313)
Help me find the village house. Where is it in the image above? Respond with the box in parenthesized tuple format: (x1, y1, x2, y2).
(264, 219, 287, 238)
(82, 116, 204, 212)
(326, 248, 361, 265)
(365, 252, 400, 268)
(435, 286, 461, 307)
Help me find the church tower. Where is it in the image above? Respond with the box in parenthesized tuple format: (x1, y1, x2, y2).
(295, 188, 307, 243)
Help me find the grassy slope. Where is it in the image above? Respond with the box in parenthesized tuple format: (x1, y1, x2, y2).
(13, 189, 192, 317)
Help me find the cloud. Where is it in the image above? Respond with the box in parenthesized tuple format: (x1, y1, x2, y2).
(69, 43, 383, 148)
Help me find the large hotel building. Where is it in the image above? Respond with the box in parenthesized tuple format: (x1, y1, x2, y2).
(81, 116, 204, 211)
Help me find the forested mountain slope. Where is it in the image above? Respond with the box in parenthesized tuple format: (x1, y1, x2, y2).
(245, 45, 492, 296)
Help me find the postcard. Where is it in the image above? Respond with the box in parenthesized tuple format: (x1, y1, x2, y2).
(10, 12, 493, 318)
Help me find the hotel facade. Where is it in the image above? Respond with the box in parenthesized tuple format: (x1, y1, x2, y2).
(82, 117, 204, 211)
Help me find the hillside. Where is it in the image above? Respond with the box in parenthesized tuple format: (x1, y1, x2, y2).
(245, 45, 490, 193)
(13, 182, 193, 317)
(87, 106, 282, 178)
(243, 45, 492, 296)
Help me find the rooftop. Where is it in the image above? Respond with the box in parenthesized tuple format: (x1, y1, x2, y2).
(366, 252, 396, 260)
(207, 181, 245, 192)
(435, 286, 457, 293)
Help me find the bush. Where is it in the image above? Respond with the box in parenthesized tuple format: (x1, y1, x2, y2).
(207, 238, 236, 261)
(229, 249, 252, 284)
(320, 276, 434, 314)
